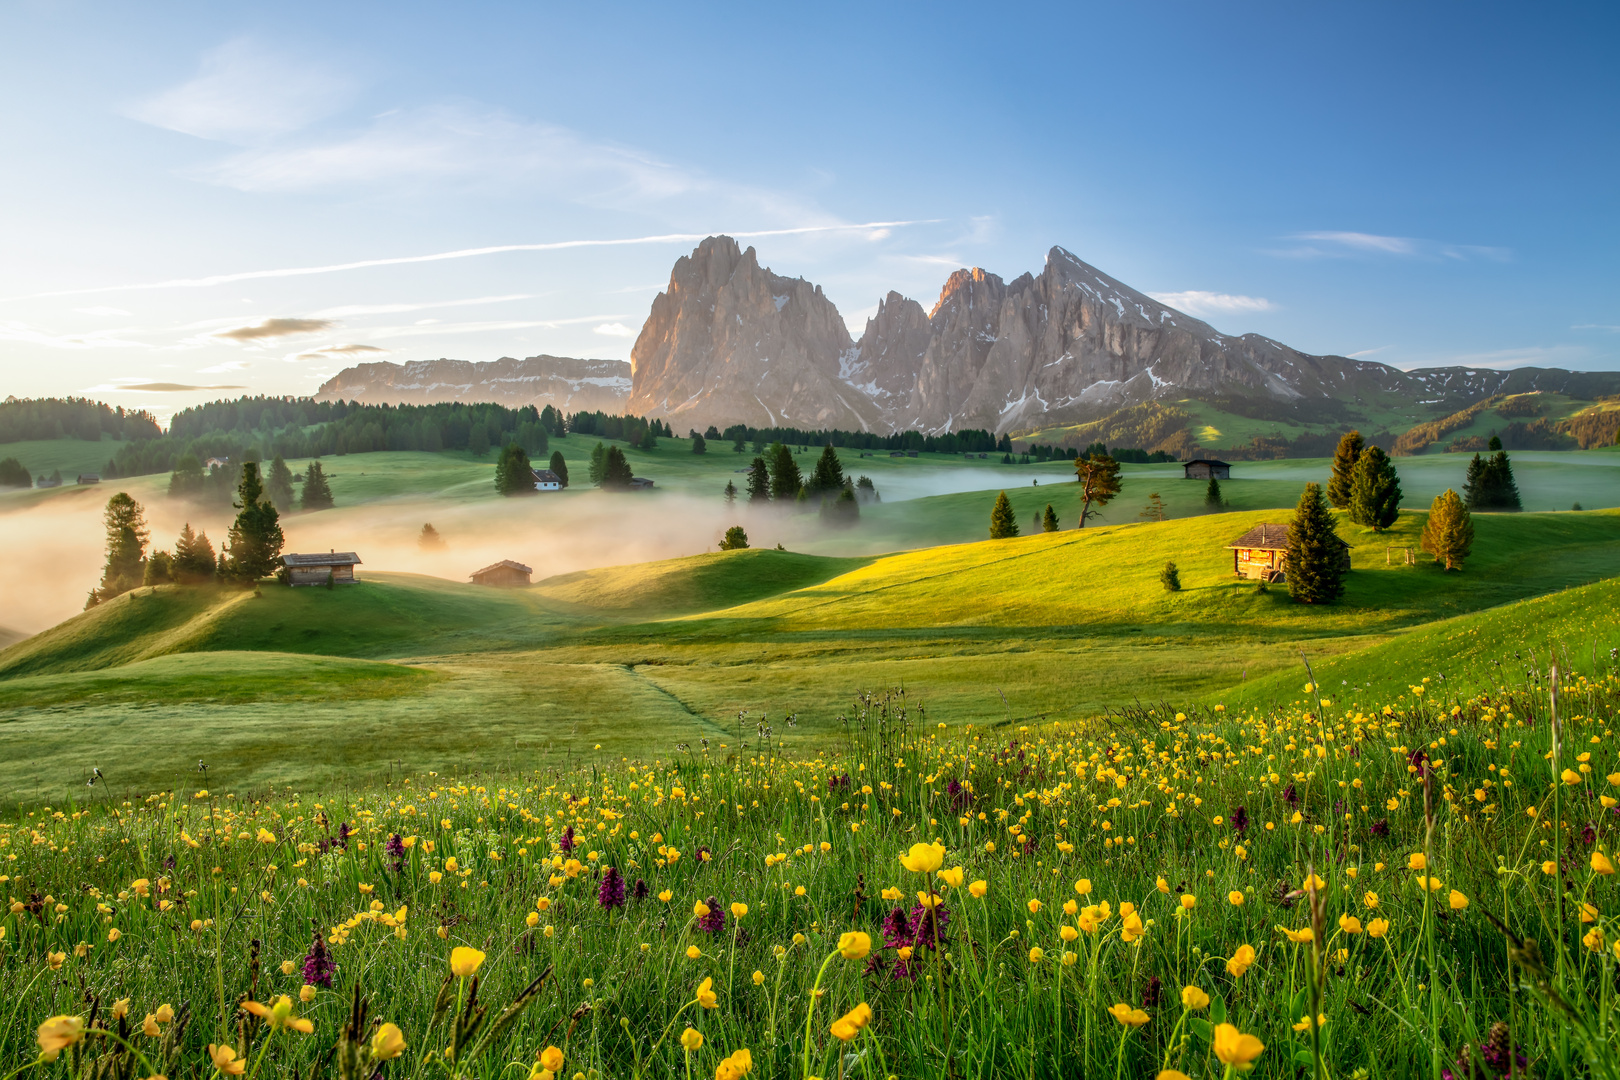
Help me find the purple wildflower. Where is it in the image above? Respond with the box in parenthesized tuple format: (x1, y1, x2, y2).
(302, 931, 336, 988)
(1230, 806, 1249, 836)
(597, 866, 626, 911)
(632, 878, 649, 902)
(385, 833, 406, 874)
(908, 895, 950, 952)
(1370, 818, 1390, 839)
(559, 825, 575, 852)
(1408, 748, 1429, 779)
(1581, 823, 1597, 846)
(1282, 783, 1299, 809)
(698, 896, 726, 935)
(1142, 975, 1162, 1009)
(881, 907, 912, 949)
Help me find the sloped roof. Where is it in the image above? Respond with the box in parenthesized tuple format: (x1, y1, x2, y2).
(1184, 458, 1230, 468)
(282, 551, 362, 567)
(1226, 523, 1347, 550)
(531, 469, 561, 483)
(471, 559, 533, 577)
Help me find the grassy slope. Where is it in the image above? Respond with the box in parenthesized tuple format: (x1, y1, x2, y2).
(0, 436, 127, 485)
(530, 548, 872, 618)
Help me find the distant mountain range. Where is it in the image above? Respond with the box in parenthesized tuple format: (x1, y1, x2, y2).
(317, 237, 1620, 440)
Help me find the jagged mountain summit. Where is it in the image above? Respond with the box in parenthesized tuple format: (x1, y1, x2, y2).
(315, 355, 630, 412)
(628, 238, 1420, 435)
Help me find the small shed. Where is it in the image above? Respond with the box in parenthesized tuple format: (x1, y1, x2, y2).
(282, 550, 362, 586)
(629, 477, 655, 491)
(531, 468, 561, 491)
(470, 559, 532, 587)
(1183, 459, 1230, 480)
(1226, 523, 1349, 582)
(76, 473, 101, 485)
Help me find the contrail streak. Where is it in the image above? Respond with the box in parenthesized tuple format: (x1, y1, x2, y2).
(2, 220, 932, 302)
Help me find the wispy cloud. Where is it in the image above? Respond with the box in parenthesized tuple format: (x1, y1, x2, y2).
(288, 343, 390, 362)
(126, 38, 355, 144)
(197, 359, 252, 373)
(0, 320, 147, 350)
(1149, 291, 1275, 317)
(85, 380, 247, 392)
(593, 322, 637, 338)
(1267, 231, 1511, 262)
(309, 294, 535, 319)
(1401, 344, 1591, 371)
(213, 317, 334, 342)
(1, 221, 929, 303)
(1572, 323, 1620, 333)
(1347, 346, 1391, 358)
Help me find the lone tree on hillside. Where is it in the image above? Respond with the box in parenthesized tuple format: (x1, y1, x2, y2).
(301, 462, 334, 511)
(1420, 488, 1474, 571)
(495, 444, 536, 496)
(806, 444, 846, 501)
(989, 491, 1020, 538)
(1464, 440, 1522, 510)
(601, 446, 634, 489)
(1139, 492, 1166, 522)
(87, 492, 149, 607)
(723, 480, 737, 504)
(1042, 504, 1058, 532)
(1204, 476, 1225, 510)
(1285, 482, 1346, 605)
(224, 462, 284, 581)
(418, 523, 447, 551)
(821, 483, 860, 528)
(692, 432, 707, 454)
(746, 456, 771, 502)
(1327, 430, 1365, 509)
(1160, 560, 1181, 592)
(1348, 445, 1402, 530)
(548, 450, 569, 488)
(0, 457, 30, 488)
(171, 523, 217, 583)
(588, 442, 608, 485)
(1074, 453, 1122, 528)
(719, 525, 749, 550)
(266, 455, 295, 513)
(767, 442, 803, 501)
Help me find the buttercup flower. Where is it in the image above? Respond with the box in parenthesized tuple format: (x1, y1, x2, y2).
(1108, 1003, 1149, 1027)
(371, 1023, 406, 1061)
(1213, 1023, 1265, 1068)
(838, 931, 872, 960)
(450, 946, 486, 978)
(899, 842, 946, 874)
(1180, 985, 1209, 1010)
(37, 1016, 85, 1062)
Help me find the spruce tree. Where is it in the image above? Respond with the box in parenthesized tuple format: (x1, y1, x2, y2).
(807, 444, 845, 499)
(548, 450, 569, 488)
(301, 462, 334, 511)
(168, 453, 205, 500)
(0, 457, 29, 488)
(1074, 454, 1122, 527)
(855, 476, 878, 503)
(767, 442, 803, 501)
(989, 491, 1020, 539)
(1285, 482, 1346, 605)
(1204, 476, 1224, 509)
(266, 455, 295, 512)
(1486, 448, 1522, 510)
(1042, 504, 1058, 532)
(1327, 430, 1364, 509)
(723, 480, 738, 504)
(172, 523, 217, 583)
(746, 457, 771, 502)
(1463, 453, 1489, 509)
(1139, 492, 1166, 522)
(820, 482, 860, 528)
(1420, 489, 1474, 571)
(224, 462, 284, 581)
(692, 433, 707, 454)
(601, 446, 634, 489)
(142, 550, 174, 586)
(468, 422, 490, 457)
(494, 444, 535, 496)
(88, 492, 149, 606)
(1347, 445, 1401, 530)
(588, 442, 608, 485)
(719, 526, 749, 550)
(418, 523, 447, 550)
(1160, 561, 1181, 592)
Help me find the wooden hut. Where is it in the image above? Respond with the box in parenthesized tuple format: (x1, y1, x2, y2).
(1226, 523, 1348, 582)
(470, 560, 533, 587)
(1182, 459, 1230, 480)
(281, 550, 362, 586)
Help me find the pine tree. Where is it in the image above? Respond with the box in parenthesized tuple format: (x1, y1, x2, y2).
(494, 444, 535, 496)
(548, 450, 569, 488)
(1327, 430, 1364, 509)
(1160, 561, 1181, 592)
(855, 476, 879, 504)
(224, 462, 284, 581)
(746, 457, 771, 502)
(1139, 492, 1166, 522)
(1285, 482, 1346, 605)
(588, 442, 608, 485)
(1074, 454, 1122, 527)
(1486, 449, 1522, 510)
(1420, 489, 1474, 571)
(468, 422, 490, 457)
(638, 426, 659, 451)
(767, 443, 803, 501)
(172, 523, 217, 583)
(142, 550, 174, 586)
(0, 457, 29, 488)
(692, 433, 707, 454)
(989, 491, 1020, 538)
(88, 492, 149, 606)
(601, 446, 634, 489)
(807, 444, 845, 499)
(168, 453, 205, 500)
(266, 455, 295, 512)
(723, 480, 737, 504)
(301, 462, 334, 511)
(1462, 453, 1488, 509)
(1042, 504, 1058, 532)
(1204, 476, 1225, 510)
(719, 526, 749, 550)
(418, 523, 447, 550)
(820, 482, 860, 528)
(1348, 445, 1402, 530)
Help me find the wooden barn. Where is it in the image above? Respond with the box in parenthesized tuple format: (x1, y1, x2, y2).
(1182, 459, 1230, 480)
(281, 550, 362, 586)
(470, 559, 532, 587)
(1226, 523, 1349, 582)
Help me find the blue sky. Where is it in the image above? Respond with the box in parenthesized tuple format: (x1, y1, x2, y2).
(2, 0, 1617, 419)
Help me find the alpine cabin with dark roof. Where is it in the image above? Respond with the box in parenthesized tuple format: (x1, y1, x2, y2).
(1182, 459, 1230, 480)
(470, 559, 532, 587)
(281, 550, 362, 586)
(1226, 523, 1349, 583)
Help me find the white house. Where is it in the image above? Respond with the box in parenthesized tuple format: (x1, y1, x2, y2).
(531, 468, 562, 491)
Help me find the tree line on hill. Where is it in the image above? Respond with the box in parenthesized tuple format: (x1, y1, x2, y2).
(86, 463, 289, 607)
(0, 396, 162, 444)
